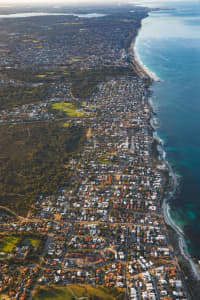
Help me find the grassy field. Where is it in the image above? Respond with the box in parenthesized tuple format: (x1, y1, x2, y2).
(0, 236, 20, 253)
(63, 122, 71, 128)
(24, 237, 40, 248)
(22, 40, 40, 43)
(34, 285, 125, 300)
(72, 58, 83, 62)
(0, 234, 46, 263)
(98, 154, 117, 165)
(0, 294, 10, 300)
(36, 74, 47, 78)
(52, 102, 86, 117)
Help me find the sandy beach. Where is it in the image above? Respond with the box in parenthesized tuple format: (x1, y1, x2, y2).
(127, 37, 160, 82)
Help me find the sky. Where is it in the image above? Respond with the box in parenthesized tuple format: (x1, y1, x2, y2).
(0, 0, 124, 5)
(0, 0, 195, 9)
(0, 0, 191, 6)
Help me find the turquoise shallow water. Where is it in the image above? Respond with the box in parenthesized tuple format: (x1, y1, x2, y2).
(135, 1, 200, 258)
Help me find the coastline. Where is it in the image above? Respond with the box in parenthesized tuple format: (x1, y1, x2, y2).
(128, 15, 200, 299)
(127, 26, 160, 82)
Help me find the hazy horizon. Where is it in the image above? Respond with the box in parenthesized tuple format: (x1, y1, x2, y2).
(0, 0, 130, 6)
(0, 0, 193, 8)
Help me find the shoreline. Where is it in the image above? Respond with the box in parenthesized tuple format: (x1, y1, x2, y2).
(127, 23, 161, 82)
(129, 13, 200, 298)
(163, 196, 200, 280)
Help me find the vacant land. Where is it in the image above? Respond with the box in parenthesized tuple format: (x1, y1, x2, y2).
(0, 84, 50, 109)
(34, 285, 125, 300)
(0, 122, 85, 215)
(69, 67, 136, 99)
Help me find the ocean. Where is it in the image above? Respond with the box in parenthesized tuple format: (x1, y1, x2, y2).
(135, 0, 200, 260)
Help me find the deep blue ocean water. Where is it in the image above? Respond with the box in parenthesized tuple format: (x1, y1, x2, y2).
(135, 1, 200, 259)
